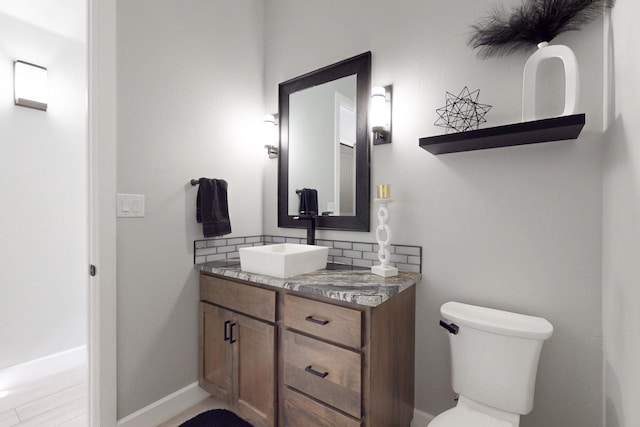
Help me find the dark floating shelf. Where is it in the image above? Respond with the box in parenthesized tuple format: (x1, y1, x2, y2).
(419, 113, 585, 155)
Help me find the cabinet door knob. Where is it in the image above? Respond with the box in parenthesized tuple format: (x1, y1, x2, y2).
(305, 365, 329, 379)
(305, 315, 329, 326)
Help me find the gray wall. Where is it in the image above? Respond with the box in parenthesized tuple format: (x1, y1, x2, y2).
(113, 1, 619, 424)
(263, 1, 604, 425)
(604, 3, 640, 426)
(0, 7, 87, 370)
(116, 0, 265, 418)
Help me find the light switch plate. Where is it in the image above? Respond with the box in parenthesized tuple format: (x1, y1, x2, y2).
(116, 193, 145, 218)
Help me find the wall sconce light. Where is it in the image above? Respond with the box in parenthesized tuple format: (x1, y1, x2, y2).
(371, 85, 392, 145)
(263, 114, 279, 158)
(14, 60, 48, 111)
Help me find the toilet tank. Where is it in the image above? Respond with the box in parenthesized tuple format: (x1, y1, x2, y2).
(440, 302, 553, 415)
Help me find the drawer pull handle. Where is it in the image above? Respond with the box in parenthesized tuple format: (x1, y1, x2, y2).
(305, 315, 329, 326)
(305, 365, 329, 379)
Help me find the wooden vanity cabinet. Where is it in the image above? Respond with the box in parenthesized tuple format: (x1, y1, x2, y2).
(199, 272, 416, 427)
(199, 275, 277, 427)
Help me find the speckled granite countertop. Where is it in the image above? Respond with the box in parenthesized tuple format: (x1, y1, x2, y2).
(196, 259, 420, 307)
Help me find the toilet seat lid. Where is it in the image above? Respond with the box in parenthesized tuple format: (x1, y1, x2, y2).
(429, 406, 517, 427)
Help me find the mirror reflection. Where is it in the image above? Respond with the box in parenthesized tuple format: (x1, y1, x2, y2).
(288, 75, 357, 216)
(278, 52, 371, 231)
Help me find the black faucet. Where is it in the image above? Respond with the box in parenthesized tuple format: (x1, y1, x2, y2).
(294, 213, 317, 245)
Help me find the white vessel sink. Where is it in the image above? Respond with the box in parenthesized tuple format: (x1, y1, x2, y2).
(239, 243, 329, 278)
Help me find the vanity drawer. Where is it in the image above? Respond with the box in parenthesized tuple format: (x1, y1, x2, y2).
(283, 330, 361, 418)
(200, 274, 276, 322)
(282, 387, 360, 427)
(284, 294, 361, 348)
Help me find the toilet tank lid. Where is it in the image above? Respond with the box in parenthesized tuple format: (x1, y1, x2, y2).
(441, 302, 553, 340)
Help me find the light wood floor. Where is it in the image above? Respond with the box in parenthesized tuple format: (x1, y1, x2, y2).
(0, 365, 87, 427)
(0, 366, 227, 427)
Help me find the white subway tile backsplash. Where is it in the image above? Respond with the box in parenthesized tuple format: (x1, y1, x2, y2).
(206, 253, 226, 262)
(390, 254, 408, 264)
(333, 256, 353, 265)
(329, 248, 343, 257)
(396, 246, 421, 256)
(198, 247, 218, 256)
(334, 241, 353, 250)
(353, 243, 374, 252)
(343, 250, 362, 259)
(194, 235, 421, 273)
(396, 263, 420, 273)
(227, 237, 246, 245)
(363, 252, 379, 261)
(353, 258, 374, 268)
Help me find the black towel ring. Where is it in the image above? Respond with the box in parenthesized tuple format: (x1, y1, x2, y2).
(190, 179, 200, 186)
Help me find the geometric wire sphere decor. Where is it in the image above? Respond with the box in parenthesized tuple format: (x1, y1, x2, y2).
(434, 86, 492, 134)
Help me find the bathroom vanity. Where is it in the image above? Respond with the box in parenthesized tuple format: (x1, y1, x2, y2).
(197, 261, 419, 427)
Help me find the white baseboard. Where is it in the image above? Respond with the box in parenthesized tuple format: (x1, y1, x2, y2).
(117, 382, 210, 427)
(412, 407, 436, 426)
(0, 345, 86, 390)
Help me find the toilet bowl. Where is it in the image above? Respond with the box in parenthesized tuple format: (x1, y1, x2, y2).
(429, 301, 553, 427)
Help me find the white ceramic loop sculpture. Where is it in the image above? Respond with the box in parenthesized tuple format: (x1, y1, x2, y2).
(375, 205, 392, 264)
(371, 199, 398, 277)
(522, 42, 579, 122)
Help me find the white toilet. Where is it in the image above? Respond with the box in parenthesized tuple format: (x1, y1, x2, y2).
(429, 301, 553, 427)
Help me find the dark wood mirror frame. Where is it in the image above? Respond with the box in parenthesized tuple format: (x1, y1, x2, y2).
(278, 51, 371, 231)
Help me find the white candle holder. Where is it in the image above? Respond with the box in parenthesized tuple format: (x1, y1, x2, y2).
(371, 198, 398, 277)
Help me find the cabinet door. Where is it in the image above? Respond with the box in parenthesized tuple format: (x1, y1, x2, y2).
(199, 303, 233, 403)
(233, 312, 276, 427)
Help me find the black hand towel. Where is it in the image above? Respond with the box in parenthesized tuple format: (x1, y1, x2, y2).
(298, 188, 318, 215)
(196, 178, 232, 238)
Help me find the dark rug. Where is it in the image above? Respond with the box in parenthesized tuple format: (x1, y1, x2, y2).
(178, 409, 254, 427)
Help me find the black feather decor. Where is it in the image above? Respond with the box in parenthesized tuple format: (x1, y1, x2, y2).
(469, 0, 615, 58)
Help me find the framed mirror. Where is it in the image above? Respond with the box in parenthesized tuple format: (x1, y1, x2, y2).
(278, 51, 371, 231)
